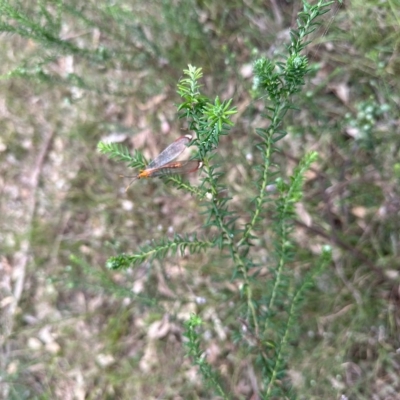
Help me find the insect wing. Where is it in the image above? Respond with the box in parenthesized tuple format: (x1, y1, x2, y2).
(147, 135, 192, 169)
(146, 160, 202, 178)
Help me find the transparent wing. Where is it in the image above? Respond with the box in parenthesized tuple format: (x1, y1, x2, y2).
(147, 135, 192, 169)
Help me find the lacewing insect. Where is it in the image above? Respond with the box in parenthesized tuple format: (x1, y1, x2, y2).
(124, 134, 202, 190)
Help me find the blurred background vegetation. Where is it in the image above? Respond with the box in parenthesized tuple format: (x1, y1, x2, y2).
(0, 0, 399, 399)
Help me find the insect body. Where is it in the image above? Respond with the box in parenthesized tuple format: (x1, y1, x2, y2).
(137, 160, 202, 179)
(125, 135, 202, 190)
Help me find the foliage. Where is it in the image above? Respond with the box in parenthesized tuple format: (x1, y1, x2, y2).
(3, 0, 399, 398)
(97, 2, 334, 397)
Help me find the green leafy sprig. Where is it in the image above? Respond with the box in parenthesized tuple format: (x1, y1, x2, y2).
(97, 1, 334, 397)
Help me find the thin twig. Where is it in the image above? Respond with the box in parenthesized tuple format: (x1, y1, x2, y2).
(8, 129, 55, 334)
